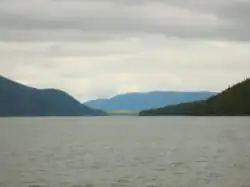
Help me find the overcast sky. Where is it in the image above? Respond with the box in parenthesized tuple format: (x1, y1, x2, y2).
(0, 0, 250, 101)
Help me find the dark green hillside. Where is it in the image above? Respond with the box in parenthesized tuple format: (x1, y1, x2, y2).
(139, 79, 250, 116)
(0, 75, 106, 116)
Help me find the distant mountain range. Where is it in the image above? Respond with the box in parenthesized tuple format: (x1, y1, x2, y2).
(140, 78, 250, 116)
(84, 91, 216, 111)
(0, 75, 106, 116)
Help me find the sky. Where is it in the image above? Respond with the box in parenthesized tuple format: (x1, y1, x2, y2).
(0, 0, 250, 101)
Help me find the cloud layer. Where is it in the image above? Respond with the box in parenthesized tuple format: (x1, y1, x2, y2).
(1, 0, 249, 100)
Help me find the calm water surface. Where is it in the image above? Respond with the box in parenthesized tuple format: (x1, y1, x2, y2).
(0, 117, 250, 187)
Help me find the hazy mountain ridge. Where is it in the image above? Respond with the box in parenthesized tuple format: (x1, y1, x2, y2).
(139, 78, 250, 116)
(85, 91, 216, 111)
(0, 75, 106, 116)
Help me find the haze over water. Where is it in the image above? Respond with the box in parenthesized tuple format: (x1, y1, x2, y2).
(0, 117, 250, 187)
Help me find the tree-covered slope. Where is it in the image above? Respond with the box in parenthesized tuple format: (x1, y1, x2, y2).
(139, 79, 250, 116)
(0, 75, 106, 116)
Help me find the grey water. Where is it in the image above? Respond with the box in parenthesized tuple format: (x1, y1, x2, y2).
(0, 117, 250, 187)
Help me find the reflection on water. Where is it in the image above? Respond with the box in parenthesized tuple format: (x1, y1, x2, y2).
(0, 117, 250, 187)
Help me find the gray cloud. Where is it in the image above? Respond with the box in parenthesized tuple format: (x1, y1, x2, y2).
(0, 0, 250, 41)
(1, 38, 249, 100)
(0, 0, 249, 100)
